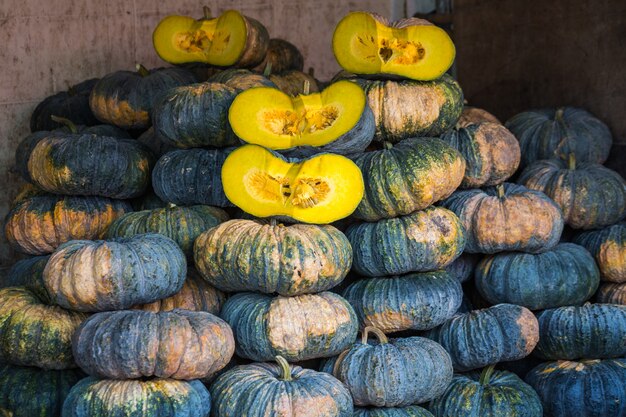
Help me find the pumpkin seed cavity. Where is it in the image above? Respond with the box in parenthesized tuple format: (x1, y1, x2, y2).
(176, 29, 230, 53)
(245, 169, 330, 208)
(262, 106, 340, 136)
(378, 38, 426, 64)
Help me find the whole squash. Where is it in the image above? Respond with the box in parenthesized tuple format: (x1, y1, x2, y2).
(3, 255, 51, 302)
(574, 221, 626, 282)
(445, 253, 480, 283)
(457, 106, 500, 127)
(252, 38, 304, 73)
(596, 283, 626, 305)
(208, 68, 277, 90)
(354, 407, 434, 417)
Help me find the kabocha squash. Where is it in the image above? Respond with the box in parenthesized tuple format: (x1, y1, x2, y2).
(221, 144, 364, 224)
(353, 137, 465, 220)
(152, 148, 233, 207)
(221, 291, 358, 361)
(457, 106, 500, 127)
(194, 219, 352, 296)
(445, 253, 480, 283)
(208, 68, 277, 90)
(210, 356, 353, 417)
(43, 234, 186, 312)
(518, 155, 626, 229)
(228, 81, 374, 156)
(346, 207, 465, 276)
(63, 377, 212, 417)
(439, 122, 520, 188)
(252, 38, 304, 73)
(574, 222, 626, 282)
(505, 107, 613, 168)
(597, 283, 626, 305)
(526, 359, 626, 417)
(3, 255, 50, 302)
(106, 204, 229, 257)
(152, 82, 240, 148)
(429, 366, 543, 417)
(73, 309, 234, 379)
(475, 243, 600, 310)
(137, 127, 174, 158)
(27, 133, 153, 198)
(89, 65, 197, 129)
(341, 272, 462, 333)
(153, 9, 269, 67)
(0, 363, 83, 417)
(534, 304, 626, 360)
(441, 183, 564, 254)
(332, 12, 455, 80)
(5, 193, 131, 255)
(354, 407, 434, 417)
(268, 70, 320, 97)
(424, 303, 539, 371)
(330, 327, 453, 407)
(0, 287, 85, 369)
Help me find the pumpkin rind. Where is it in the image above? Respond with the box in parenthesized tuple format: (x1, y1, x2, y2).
(43, 234, 187, 312)
(269, 70, 320, 97)
(445, 253, 480, 283)
(221, 291, 358, 361)
(208, 68, 277, 90)
(574, 222, 626, 282)
(3, 255, 51, 302)
(62, 377, 211, 417)
(354, 407, 434, 417)
(346, 206, 466, 276)
(457, 106, 500, 127)
(596, 283, 626, 304)
(252, 38, 304, 73)
(194, 219, 352, 296)
(341, 272, 462, 333)
(475, 243, 600, 310)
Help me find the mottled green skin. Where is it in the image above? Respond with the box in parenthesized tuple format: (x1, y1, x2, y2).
(210, 362, 353, 417)
(505, 107, 613, 169)
(0, 363, 84, 417)
(106, 205, 229, 257)
(208, 69, 277, 90)
(354, 407, 434, 417)
(62, 377, 211, 417)
(153, 82, 240, 148)
(341, 272, 462, 333)
(475, 243, 600, 310)
(534, 304, 626, 360)
(429, 368, 542, 417)
(346, 206, 466, 276)
(353, 137, 465, 220)
(574, 222, 626, 282)
(526, 359, 626, 417)
(3, 255, 51, 303)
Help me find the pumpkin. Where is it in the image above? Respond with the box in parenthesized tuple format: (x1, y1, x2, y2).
(27, 133, 152, 198)
(3, 255, 51, 302)
(221, 144, 364, 224)
(330, 327, 453, 406)
(211, 356, 352, 416)
(152, 82, 240, 148)
(428, 365, 543, 417)
(332, 12, 455, 81)
(534, 303, 626, 360)
(252, 38, 304, 73)
(353, 137, 465, 220)
(89, 65, 197, 129)
(269, 70, 320, 97)
(475, 243, 600, 310)
(526, 359, 626, 417)
(0, 287, 85, 369)
(208, 68, 277, 90)
(341, 272, 462, 333)
(153, 8, 269, 67)
(228, 80, 374, 156)
(43, 234, 186, 312)
(445, 253, 480, 283)
(194, 219, 352, 296)
(457, 106, 500, 128)
(73, 309, 234, 379)
(352, 74, 463, 142)
(5, 193, 131, 255)
(62, 377, 211, 417)
(133, 268, 225, 313)
(441, 183, 564, 254)
(574, 222, 626, 282)
(439, 122, 520, 188)
(346, 207, 466, 276)
(518, 154, 626, 229)
(106, 204, 228, 257)
(221, 291, 358, 361)
(424, 303, 539, 372)
(130, 188, 168, 211)
(152, 148, 233, 207)
(596, 283, 626, 305)
(505, 107, 613, 169)
(0, 363, 83, 417)
(136, 127, 175, 158)
(354, 407, 434, 417)
(30, 78, 100, 132)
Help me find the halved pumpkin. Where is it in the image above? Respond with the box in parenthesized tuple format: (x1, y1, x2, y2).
(153, 9, 269, 67)
(221, 144, 364, 223)
(332, 12, 455, 80)
(228, 80, 374, 155)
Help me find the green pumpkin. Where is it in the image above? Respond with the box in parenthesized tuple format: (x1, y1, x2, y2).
(353, 138, 465, 221)
(596, 283, 626, 305)
(354, 407, 434, 417)
(574, 221, 626, 282)
(194, 219, 352, 296)
(3, 255, 51, 303)
(208, 68, 277, 90)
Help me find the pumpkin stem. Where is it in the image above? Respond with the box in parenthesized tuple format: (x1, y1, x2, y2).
(479, 365, 496, 385)
(496, 183, 505, 199)
(275, 356, 292, 381)
(202, 6, 212, 20)
(67, 83, 77, 97)
(168, 202, 177, 209)
(263, 62, 273, 77)
(136, 64, 150, 77)
(270, 218, 278, 227)
(555, 108, 565, 122)
(383, 141, 394, 150)
(50, 115, 78, 134)
(361, 326, 389, 345)
(332, 349, 350, 378)
(303, 80, 310, 95)
(308, 67, 315, 77)
(568, 152, 576, 170)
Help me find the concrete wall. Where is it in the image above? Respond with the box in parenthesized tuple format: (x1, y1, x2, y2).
(0, 0, 391, 266)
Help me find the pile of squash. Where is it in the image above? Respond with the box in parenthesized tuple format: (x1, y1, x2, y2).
(1, 7, 626, 417)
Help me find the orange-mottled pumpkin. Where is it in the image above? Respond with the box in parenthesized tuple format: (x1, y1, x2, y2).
(574, 222, 626, 282)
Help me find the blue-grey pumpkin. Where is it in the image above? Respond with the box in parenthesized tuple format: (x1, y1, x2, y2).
(574, 222, 626, 283)
(354, 407, 434, 417)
